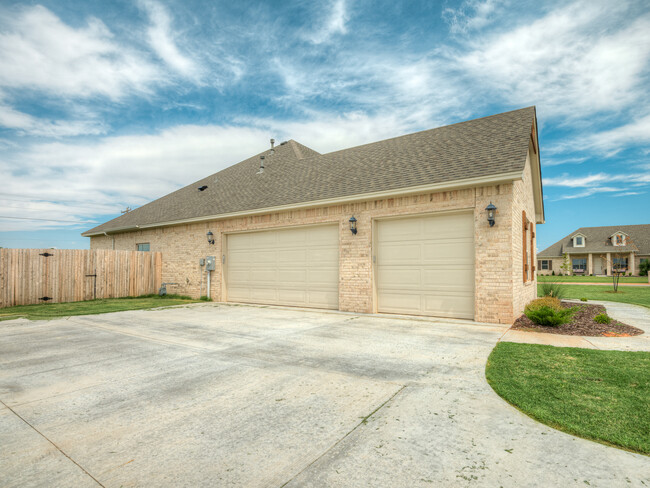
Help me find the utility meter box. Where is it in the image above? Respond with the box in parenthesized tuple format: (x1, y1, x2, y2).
(205, 256, 216, 271)
(199, 258, 205, 266)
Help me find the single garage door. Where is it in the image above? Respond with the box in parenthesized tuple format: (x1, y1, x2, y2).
(376, 212, 475, 319)
(226, 225, 339, 309)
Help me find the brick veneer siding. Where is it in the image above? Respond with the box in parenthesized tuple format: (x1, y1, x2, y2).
(91, 180, 535, 324)
(510, 145, 538, 318)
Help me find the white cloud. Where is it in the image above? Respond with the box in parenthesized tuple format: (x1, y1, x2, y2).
(585, 114, 650, 153)
(543, 172, 650, 187)
(305, 0, 348, 44)
(443, 0, 504, 34)
(459, 1, 650, 117)
(0, 110, 428, 231)
(0, 5, 161, 100)
(139, 0, 201, 79)
(0, 103, 105, 137)
(552, 186, 626, 200)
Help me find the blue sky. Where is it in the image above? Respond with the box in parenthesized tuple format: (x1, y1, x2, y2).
(0, 0, 649, 251)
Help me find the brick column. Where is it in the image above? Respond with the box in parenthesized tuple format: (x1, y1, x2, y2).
(606, 252, 612, 276)
(587, 254, 592, 275)
(630, 252, 636, 275)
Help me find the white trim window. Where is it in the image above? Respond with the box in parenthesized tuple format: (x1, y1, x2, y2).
(573, 235, 585, 247)
(538, 259, 551, 270)
(612, 234, 625, 246)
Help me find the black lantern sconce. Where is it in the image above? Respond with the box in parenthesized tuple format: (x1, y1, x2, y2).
(349, 216, 358, 235)
(486, 202, 497, 227)
(206, 230, 215, 245)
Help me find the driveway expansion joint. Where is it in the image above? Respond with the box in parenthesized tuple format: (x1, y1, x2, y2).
(278, 384, 407, 488)
(0, 399, 105, 487)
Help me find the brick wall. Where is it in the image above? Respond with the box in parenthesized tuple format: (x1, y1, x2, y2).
(510, 145, 539, 317)
(91, 183, 533, 324)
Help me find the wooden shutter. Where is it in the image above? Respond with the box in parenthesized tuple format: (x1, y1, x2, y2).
(522, 211, 528, 282)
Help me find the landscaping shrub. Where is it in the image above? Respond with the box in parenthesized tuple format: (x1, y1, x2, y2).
(640, 260, 649, 277)
(524, 304, 575, 327)
(580, 297, 588, 302)
(539, 282, 566, 299)
(525, 296, 562, 312)
(551, 270, 555, 276)
(594, 313, 611, 324)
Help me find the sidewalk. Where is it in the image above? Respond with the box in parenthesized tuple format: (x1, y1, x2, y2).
(500, 300, 650, 351)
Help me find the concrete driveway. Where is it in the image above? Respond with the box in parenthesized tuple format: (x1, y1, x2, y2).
(1, 304, 648, 487)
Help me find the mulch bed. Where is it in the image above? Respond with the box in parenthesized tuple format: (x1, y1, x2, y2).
(511, 301, 644, 337)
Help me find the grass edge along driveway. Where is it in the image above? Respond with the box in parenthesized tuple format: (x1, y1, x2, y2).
(0, 295, 203, 321)
(486, 342, 650, 456)
(537, 284, 650, 309)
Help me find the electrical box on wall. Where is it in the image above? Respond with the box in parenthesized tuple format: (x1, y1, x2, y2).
(199, 258, 205, 266)
(206, 256, 216, 271)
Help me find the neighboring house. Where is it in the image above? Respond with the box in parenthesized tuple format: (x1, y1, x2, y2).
(83, 107, 544, 324)
(537, 224, 650, 276)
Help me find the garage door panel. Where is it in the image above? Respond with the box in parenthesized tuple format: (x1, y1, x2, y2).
(227, 225, 339, 310)
(377, 212, 474, 319)
(421, 241, 474, 263)
(307, 291, 338, 309)
(377, 268, 421, 287)
(423, 295, 474, 319)
(422, 268, 474, 288)
(422, 214, 474, 237)
(308, 248, 339, 262)
(375, 222, 419, 241)
(277, 268, 307, 283)
(379, 243, 421, 264)
(377, 292, 422, 313)
(278, 249, 307, 264)
(307, 268, 338, 284)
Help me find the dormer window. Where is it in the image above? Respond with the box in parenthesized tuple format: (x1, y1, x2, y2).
(612, 234, 625, 246)
(573, 234, 585, 247)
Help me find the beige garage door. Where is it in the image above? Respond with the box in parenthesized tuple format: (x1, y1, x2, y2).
(376, 212, 475, 319)
(226, 225, 339, 309)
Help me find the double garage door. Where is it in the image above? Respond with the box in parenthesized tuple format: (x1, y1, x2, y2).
(225, 212, 475, 319)
(226, 225, 340, 309)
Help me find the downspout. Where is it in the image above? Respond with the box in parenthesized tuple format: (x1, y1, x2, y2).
(103, 232, 115, 250)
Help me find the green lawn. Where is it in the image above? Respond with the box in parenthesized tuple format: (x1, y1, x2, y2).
(0, 295, 203, 321)
(538, 275, 648, 283)
(486, 342, 650, 455)
(538, 284, 650, 308)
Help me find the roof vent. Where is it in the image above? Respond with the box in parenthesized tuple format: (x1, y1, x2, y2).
(280, 141, 288, 145)
(257, 155, 265, 174)
(270, 138, 275, 155)
(198, 185, 208, 191)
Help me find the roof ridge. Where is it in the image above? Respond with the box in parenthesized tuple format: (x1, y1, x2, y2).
(319, 106, 536, 158)
(288, 140, 304, 160)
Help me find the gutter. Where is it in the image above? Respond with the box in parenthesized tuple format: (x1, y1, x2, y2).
(82, 171, 524, 237)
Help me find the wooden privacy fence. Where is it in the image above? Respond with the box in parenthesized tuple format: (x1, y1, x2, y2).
(0, 249, 162, 308)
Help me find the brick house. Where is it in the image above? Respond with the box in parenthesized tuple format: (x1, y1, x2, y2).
(84, 107, 544, 324)
(537, 224, 650, 276)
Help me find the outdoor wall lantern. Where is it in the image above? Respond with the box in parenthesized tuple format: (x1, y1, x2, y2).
(206, 231, 215, 245)
(349, 216, 358, 235)
(486, 202, 497, 227)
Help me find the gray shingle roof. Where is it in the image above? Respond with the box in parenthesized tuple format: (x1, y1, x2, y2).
(538, 224, 650, 256)
(83, 107, 538, 236)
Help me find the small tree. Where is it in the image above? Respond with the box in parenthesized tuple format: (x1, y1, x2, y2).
(600, 235, 636, 292)
(559, 253, 571, 276)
